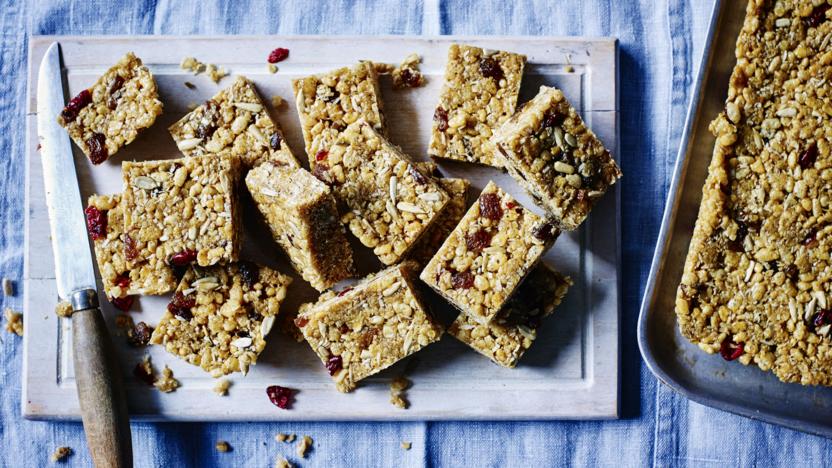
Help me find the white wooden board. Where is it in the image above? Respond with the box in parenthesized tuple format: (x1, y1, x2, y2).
(24, 35, 620, 421)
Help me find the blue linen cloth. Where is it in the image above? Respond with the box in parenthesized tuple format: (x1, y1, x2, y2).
(2, 0, 832, 466)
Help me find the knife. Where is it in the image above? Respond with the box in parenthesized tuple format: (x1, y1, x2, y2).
(37, 42, 133, 468)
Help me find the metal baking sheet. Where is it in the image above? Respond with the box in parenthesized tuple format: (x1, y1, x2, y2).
(638, 0, 832, 438)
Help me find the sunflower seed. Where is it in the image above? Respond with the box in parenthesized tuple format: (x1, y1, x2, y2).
(2, 278, 13, 297)
(396, 202, 423, 213)
(564, 132, 578, 147)
(389, 176, 398, 203)
(233, 102, 263, 113)
(260, 315, 276, 337)
(418, 192, 441, 202)
(133, 176, 159, 190)
(176, 138, 202, 151)
(231, 337, 253, 348)
(260, 187, 279, 197)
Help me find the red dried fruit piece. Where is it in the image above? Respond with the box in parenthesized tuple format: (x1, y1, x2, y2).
(532, 222, 558, 242)
(409, 165, 429, 185)
(804, 4, 830, 28)
(312, 163, 332, 184)
(110, 295, 134, 312)
(812, 309, 832, 332)
(799, 142, 818, 170)
(451, 270, 474, 289)
(270, 132, 282, 150)
(124, 234, 139, 262)
(134, 362, 155, 386)
(465, 228, 493, 252)
(294, 316, 309, 328)
(266, 385, 295, 409)
(87, 133, 108, 165)
(128, 321, 153, 347)
(315, 150, 328, 161)
(84, 205, 108, 240)
(719, 336, 744, 361)
(167, 292, 195, 320)
(325, 355, 343, 376)
(239, 261, 259, 288)
(803, 228, 818, 248)
(479, 193, 504, 221)
(400, 68, 422, 88)
(337, 287, 354, 297)
(114, 273, 131, 289)
(434, 107, 449, 132)
(479, 57, 504, 82)
(60, 89, 92, 122)
(168, 249, 197, 267)
(267, 48, 290, 64)
(542, 111, 566, 129)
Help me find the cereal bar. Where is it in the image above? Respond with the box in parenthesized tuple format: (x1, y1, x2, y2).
(428, 44, 526, 167)
(292, 61, 386, 162)
(318, 120, 450, 265)
(57, 52, 162, 164)
(448, 264, 572, 367)
(420, 181, 559, 324)
(122, 153, 241, 269)
(296, 261, 442, 392)
(493, 86, 622, 230)
(245, 160, 355, 291)
(150, 262, 291, 376)
(169, 76, 297, 167)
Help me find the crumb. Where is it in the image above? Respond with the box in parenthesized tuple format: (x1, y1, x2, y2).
(50, 446, 72, 462)
(215, 441, 231, 452)
(275, 433, 288, 442)
(296, 435, 313, 458)
(126, 321, 153, 347)
(392, 53, 425, 89)
(55, 301, 72, 318)
(401, 441, 411, 450)
(154, 366, 180, 393)
(180, 56, 206, 74)
(213, 379, 231, 396)
(3, 278, 14, 296)
(565, 65, 575, 73)
(271, 95, 285, 108)
(206, 63, 229, 83)
(389, 376, 411, 409)
(267, 63, 278, 74)
(286, 434, 296, 443)
(275, 457, 293, 468)
(374, 62, 395, 74)
(134, 355, 156, 386)
(184, 81, 196, 90)
(4, 308, 23, 336)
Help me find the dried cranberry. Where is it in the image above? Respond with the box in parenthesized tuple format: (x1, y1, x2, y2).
(506, 201, 518, 209)
(167, 292, 195, 320)
(133, 362, 155, 386)
(339, 323, 350, 334)
(325, 355, 343, 376)
(357, 327, 379, 349)
(128, 322, 153, 347)
(434, 107, 449, 132)
(110, 295, 134, 312)
(719, 336, 744, 361)
(114, 273, 131, 289)
(479, 193, 504, 221)
(60, 89, 92, 122)
(312, 163, 332, 184)
(168, 249, 197, 267)
(266, 385, 295, 409)
(337, 287, 354, 297)
(479, 57, 504, 82)
(804, 4, 830, 28)
(812, 309, 832, 332)
(399, 68, 421, 87)
(784, 264, 799, 283)
(124, 234, 138, 262)
(294, 316, 309, 328)
(799, 143, 818, 170)
(409, 165, 429, 185)
(465, 228, 493, 252)
(542, 111, 566, 129)
(269, 132, 282, 150)
(267, 48, 290, 63)
(84, 205, 108, 240)
(87, 133, 108, 165)
(804, 228, 818, 248)
(315, 150, 328, 161)
(451, 270, 474, 289)
(532, 222, 558, 242)
(239, 261, 259, 288)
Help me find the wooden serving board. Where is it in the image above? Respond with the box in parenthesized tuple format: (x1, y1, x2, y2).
(24, 35, 620, 421)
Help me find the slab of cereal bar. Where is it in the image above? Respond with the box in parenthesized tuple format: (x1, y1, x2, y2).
(86, 194, 176, 301)
(245, 160, 355, 291)
(421, 181, 559, 324)
(292, 61, 386, 162)
(122, 153, 241, 269)
(448, 264, 572, 368)
(296, 261, 442, 392)
(428, 44, 526, 167)
(492, 85, 622, 230)
(57, 52, 162, 164)
(676, 1, 832, 386)
(318, 119, 450, 265)
(169, 76, 297, 167)
(150, 262, 291, 376)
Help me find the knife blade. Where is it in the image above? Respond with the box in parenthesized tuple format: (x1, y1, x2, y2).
(36, 42, 97, 300)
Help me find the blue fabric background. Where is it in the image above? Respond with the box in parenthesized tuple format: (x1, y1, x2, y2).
(2, 0, 831, 466)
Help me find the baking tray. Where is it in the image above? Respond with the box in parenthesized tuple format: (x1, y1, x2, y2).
(638, 0, 832, 438)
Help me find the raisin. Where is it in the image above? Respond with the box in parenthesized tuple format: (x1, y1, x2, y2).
(409, 165, 429, 185)
(315, 150, 328, 161)
(400, 68, 421, 87)
(266, 385, 295, 409)
(465, 228, 493, 252)
(168, 249, 197, 267)
(357, 327, 379, 350)
(337, 287, 354, 297)
(325, 355, 343, 376)
(542, 111, 566, 129)
(312, 163, 332, 184)
(784, 264, 799, 283)
(294, 316, 309, 328)
(239, 261, 259, 288)
(719, 336, 744, 361)
(167, 292, 195, 320)
(451, 270, 474, 289)
(267, 48, 290, 63)
(434, 107, 449, 132)
(804, 4, 830, 28)
(110, 295, 134, 312)
(479, 57, 504, 82)
(803, 228, 818, 248)
(479, 193, 504, 221)
(106, 75, 125, 110)
(84, 205, 108, 240)
(60, 89, 92, 122)
(799, 142, 818, 170)
(114, 273, 131, 289)
(87, 133, 108, 165)
(128, 322, 153, 347)
(124, 234, 138, 262)
(269, 132, 282, 150)
(532, 222, 558, 242)
(134, 363, 155, 386)
(246, 305, 262, 321)
(812, 309, 832, 332)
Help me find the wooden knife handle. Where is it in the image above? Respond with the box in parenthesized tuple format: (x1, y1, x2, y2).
(72, 305, 133, 468)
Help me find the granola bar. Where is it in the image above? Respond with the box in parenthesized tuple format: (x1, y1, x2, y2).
(420, 181, 559, 324)
(86, 194, 176, 299)
(245, 160, 355, 291)
(318, 120, 450, 265)
(292, 61, 386, 162)
(448, 264, 572, 367)
(169, 76, 297, 167)
(428, 44, 526, 167)
(296, 262, 442, 392)
(122, 153, 241, 269)
(492, 86, 623, 230)
(676, 0, 832, 386)
(150, 262, 291, 376)
(57, 52, 162, 165)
